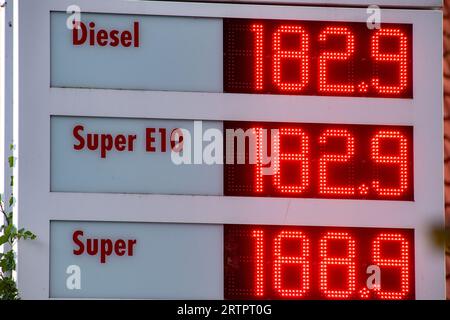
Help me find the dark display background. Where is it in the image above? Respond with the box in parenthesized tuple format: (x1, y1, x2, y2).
(224, 19, 412, 98)
(224, 224, 415, 300)
(224, 121, 414, 201)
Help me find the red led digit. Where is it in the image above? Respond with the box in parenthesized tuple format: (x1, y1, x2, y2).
(254, 128, 264, 193)
(319, 129, 355, 195)
(273, 128, 310, 194)
(251, 24, 264, 91)
(372, 233, 410, 300)
(252, 229, 265, 296)
(272, 25, 310, 92)
(371, 28, 408, 95)
(319, 232, 356, 299)
(273, 230, 311, 297)
(371, 130, 409, 197)
(318, 27, 355, 93)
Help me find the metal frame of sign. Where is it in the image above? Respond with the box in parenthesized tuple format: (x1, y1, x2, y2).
(13, 0, 444, 299)
(190, 0, 442, 8)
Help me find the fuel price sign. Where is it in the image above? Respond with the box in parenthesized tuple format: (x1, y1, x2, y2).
(13, 0, 445, 300)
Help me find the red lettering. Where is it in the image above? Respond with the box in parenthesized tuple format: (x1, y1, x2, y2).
(121, 31, 132, 47)
(146, 128, 156, 152)
(100, 134, 113, 158)
(128, 135, 136, 151)
(72, 230, 137, 264)
(159, 128, 167, 152)
(86, 239, 98, 255)
(73, 125, 85, 150)
(115, 240, 126, 256)
(87, 134, 98, 151)
(73, 230, 85, 255)
(72, 126, 136, 158)
(110, 30, 119, 47)
(115, 135, 127, 151)
(72, 21, 140, 48)
(96, 29, 109, 46)
(73, 22, 87, 45)
(89, 22, 96, 46)
(128, 239, 137, 256)
(171, 128, 184, 152)
(134, 22, 140, 48)
(100, 239, 113, 263)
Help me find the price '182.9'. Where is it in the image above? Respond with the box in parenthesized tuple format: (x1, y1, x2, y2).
(224, 19, 412, 98)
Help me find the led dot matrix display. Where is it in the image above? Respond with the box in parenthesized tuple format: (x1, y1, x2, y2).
(224, 19, 412, 98)
(224, 225, 414, 300)
(224, 121, 414, 201)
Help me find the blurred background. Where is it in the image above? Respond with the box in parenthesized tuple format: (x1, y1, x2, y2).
(442, 0, 449, 300)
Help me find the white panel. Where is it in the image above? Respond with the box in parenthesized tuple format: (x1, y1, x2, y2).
(50, 221, 223, 299)
(51, 12, 223, 91)
(51, 116, 223, 195)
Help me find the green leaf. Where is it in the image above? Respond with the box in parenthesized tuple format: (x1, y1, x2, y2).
(0, 235, 8, 246)
(0, 251, 16, 273)
(22, 230, 36, 240)
(4, 213, 13, 226)
(0, 147, 35, 300)
(7, 156, 14, 168)
(4, 224, 13, 238)
(0, 276, 19, 300)
(8, 226, 17, 240)
(8, 197, 15, 208)
(14, 228, 36, 241)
